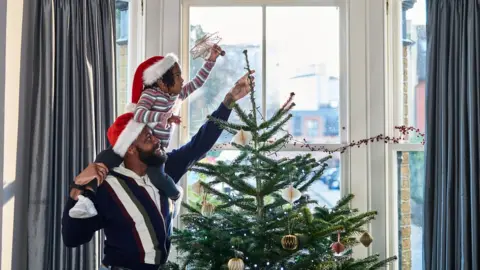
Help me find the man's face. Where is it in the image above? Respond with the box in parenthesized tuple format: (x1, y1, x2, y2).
(166, 63, 184, 95)
(130, 127, 167, 166)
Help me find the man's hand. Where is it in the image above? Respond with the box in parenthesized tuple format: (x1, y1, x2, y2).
(207, 44, 223, 62)
(74, 163, 108, 187)
(168, 115, 182, 125)
(223, 70, 256, 107)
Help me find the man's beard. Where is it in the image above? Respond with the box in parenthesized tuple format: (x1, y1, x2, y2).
(137, 146, 167, 167)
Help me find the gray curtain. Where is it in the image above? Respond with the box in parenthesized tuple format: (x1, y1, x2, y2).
(12, 0, 116, 269)
(424, 1, 480, 269)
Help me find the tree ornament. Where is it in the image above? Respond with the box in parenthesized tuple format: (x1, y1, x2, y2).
(232, 129, 252, 146)
(281, 234, 298, 250)
(330, 231, 345, 254)
(227, 258, 245, 270)
(281, 185, 301, 203)
(201, 201, 215, 217)
(359, 231, 373, 247)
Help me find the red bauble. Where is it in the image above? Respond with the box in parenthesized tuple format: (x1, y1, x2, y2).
(331, 241, 345, 254)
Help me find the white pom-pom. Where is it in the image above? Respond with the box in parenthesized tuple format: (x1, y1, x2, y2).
(125, 103, 137, 113)
(281, 185, 301, 203)
(231, 129, 252, 146)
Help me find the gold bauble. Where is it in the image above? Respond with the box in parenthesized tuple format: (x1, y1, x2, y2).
(360, 231, 373, 247)
(228, 258, 245, 270)
(201, 202, 215, 217)
(281, 234, 298, 250)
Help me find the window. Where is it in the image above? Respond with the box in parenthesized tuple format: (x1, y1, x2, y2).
(293, 115, 302, 136)
(187, 7, 263, 143)
(389, 1, 426, 269)
(115, 0, 130, 116)
(323, 114, 339, 137)
(306, 119, 319, 137)
(183, 3, 346, 209)
(116, 1, 129, 42)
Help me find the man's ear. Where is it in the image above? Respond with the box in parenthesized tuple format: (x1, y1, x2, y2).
(126, 145, 136, 156)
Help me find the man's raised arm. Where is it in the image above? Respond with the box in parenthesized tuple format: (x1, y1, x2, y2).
(165, 71, 255, 182)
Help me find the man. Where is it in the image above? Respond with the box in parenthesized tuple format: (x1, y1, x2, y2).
(62, 72, 254, 270)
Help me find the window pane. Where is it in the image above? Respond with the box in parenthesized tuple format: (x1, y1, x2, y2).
(266, 7, 340, 144)
(188, 7, 263, 143)
(397, 151, 425, 270)
(115, 0, 129, 116)
(187, 150, 341, 208)
(400, 1, 426, 141)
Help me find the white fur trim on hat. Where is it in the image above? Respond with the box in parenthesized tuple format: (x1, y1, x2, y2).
(143, 53, 179, 85)
(125, 103, 137, 113)
(113, 120, 146, 157)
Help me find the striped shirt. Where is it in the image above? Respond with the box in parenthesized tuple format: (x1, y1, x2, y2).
(133, 60, 216, 147)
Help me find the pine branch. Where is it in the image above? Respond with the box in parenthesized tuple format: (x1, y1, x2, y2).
(311, 224, 344, 238)
(216, 197, 256, 210)
(258, 134, 290, 152)
(202, 173, 257, 197)
(346, 254, 380, 267)
(200, 183, 256, 212)
(258, 114, 293, 141)
(297, 167, 328, 192)
(332, 194, 355, 211)
(343, 211, 378, 227)
(181, 202, 202, 214)
(301, 206, 314, 225)
(233, 104, 257, 128)
(231, 142, 256, 152)
(258, 102, 295, 130)
(206, 114, 252, 132)
(242, 50, 257, 124)
(232, 151, 248, 166)
(252, 152, 278, 166)
(367, 255, 398, 269)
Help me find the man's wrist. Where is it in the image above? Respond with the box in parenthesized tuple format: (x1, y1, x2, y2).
(223, 93, 236, 109)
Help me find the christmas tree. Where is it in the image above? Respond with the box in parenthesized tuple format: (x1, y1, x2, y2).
(169, 50, 397, 270)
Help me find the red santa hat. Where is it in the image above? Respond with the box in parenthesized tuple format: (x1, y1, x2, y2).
(107, 112, 146, 157)
(126, 53, 179, 112)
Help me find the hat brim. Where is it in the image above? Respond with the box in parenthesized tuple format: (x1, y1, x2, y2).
(142, 53, 179, 85)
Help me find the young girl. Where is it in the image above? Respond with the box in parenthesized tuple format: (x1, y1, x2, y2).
(132, 45, 222, 148)
(68, 46, 222, 219)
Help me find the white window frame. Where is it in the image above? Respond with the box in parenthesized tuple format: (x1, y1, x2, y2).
(144, 0, 391, 263)
(385, 0, 426, 269)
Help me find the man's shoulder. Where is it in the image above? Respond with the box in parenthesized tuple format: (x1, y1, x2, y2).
(97, 170, 123, 191)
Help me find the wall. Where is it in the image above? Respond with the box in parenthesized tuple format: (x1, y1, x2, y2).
(2, 0, 35, 268)
(2, 0, 23, 268)
(0, 0, 6, 265)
